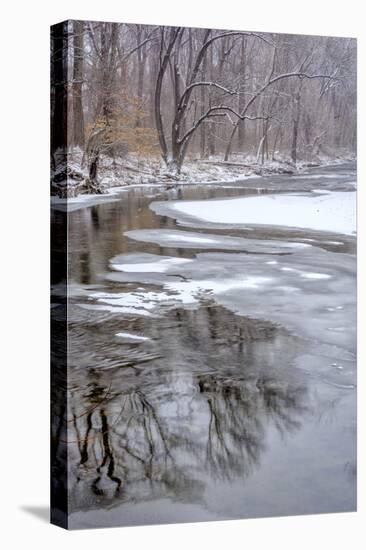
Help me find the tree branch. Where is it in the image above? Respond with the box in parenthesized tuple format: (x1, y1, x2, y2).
(178, 105, 271, 145)
(178, 81, 238, 111)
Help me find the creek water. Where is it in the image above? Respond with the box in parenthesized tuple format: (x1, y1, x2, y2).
(52, 162, 356, 528)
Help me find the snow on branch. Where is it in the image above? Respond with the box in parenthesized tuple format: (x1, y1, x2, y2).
(178, 105, 272, 145)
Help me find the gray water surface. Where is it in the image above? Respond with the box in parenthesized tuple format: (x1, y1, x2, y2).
(53, 162, 356, 528)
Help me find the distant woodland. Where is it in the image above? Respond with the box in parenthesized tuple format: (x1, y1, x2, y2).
(51, 21, 356, 196)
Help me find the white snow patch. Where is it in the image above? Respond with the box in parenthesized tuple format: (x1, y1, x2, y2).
(79, 302, 155, 317)
(166, 276, 273, 298)
(88, 274, 273, 316)
(112, 256, 192, 273)
(91, 289, 199, 311)
(170, 191, 356, 235)
(301, 272, 331, 280)
(92, 291, 160, 309)
(326, 305, 344, 312)
(296, 237, 342, 246)
(165, 234, 220, 245)
(280, 266, 331, 280)
(115, 332, 150, 342)
(126, 227, 311, 252)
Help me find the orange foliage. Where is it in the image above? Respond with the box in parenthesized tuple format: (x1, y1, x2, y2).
(86, 92, 159, 159)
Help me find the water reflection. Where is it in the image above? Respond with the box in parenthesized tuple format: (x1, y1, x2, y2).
(63, 305, 309, 513)
(56, 164, 356, 524)
(68, 187, 254, 284)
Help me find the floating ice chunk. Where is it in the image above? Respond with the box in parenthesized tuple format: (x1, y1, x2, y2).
(125, 228, 310, 252)
(92, 291, 161, 308)
(301, 272, 331, 280)
(166, 276, 273, 298)
(89, 291, 165, 316)
(300, 238, 343, 246)
(79, 302, 155, 317)
(331, 363, 344, 370)
(93, 274, 274, 316)
(278, 266, 331, 280)
(90, 287, 199, 312)
(111, 254, 192, 273)
(164, 191, 356, 235)
(168, 234, 219, 244)
(115, 332, 150, 342)
(51, 192, 122, 212)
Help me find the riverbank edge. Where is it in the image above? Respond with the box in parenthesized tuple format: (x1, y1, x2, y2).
(51, 153, 356, 200)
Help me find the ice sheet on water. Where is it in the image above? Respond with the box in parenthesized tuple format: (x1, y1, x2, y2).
(280, 267, 331, 280)
(78, 302, 155, 317)
(125, 229, 310, 253)
(93, 245, 355, 353)
(154, 191, 356, 235)
(110, 252, 193, 273)
(115, 332, 150, 342)
(51, 187, 125, 212)
(90, 288, 200, 314)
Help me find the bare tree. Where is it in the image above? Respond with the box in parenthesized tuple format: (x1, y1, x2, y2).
(72, 21, 85, 147)
(51, 21, 356, 195)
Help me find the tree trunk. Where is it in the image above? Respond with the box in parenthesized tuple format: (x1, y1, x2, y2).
(154, 28, 181, 165)
(51, 22, 69, 171)
(291, 85, 302, 164)
(271, 126, 281, 160)
(200, 54, 207, 158)
(72, 21, 85, 148)
(237, 39, 246, 152)
(207, 46, 216, 157)
(135, 26, 146, 128)
(89, 152, 99, 182)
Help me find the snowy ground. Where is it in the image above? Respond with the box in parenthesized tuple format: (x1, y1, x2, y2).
(52, 148, 356, 200)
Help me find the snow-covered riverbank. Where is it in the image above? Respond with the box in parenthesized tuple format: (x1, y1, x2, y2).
(52, 160, 357, 214)
(52, 148, 356, 199)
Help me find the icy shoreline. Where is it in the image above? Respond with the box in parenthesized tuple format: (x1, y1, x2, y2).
(51, 149, 356, 203)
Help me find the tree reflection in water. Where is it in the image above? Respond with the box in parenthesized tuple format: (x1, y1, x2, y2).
(63, 303, 309, 513)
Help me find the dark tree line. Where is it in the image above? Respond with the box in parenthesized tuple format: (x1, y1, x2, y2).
(51, 21, 356, 193)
